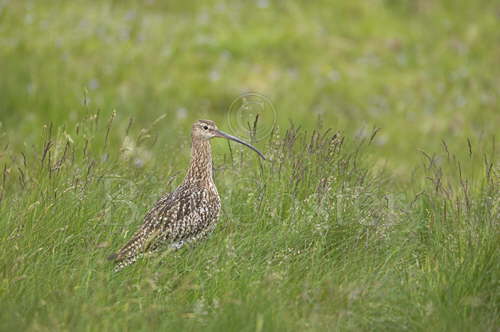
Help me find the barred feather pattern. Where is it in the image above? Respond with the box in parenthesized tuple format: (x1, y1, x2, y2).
(111, 185, 221, 271)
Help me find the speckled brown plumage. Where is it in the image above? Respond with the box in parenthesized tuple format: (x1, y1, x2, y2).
(108, 119, 265, 271)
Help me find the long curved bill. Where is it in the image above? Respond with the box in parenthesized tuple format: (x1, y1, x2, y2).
(215, 130, 266, 160)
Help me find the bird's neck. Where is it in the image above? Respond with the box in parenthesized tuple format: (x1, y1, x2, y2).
(183, 138, 214, 187)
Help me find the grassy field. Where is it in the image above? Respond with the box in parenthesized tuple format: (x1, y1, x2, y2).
(0, 0, 498, 331)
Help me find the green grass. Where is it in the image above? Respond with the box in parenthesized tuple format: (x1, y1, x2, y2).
(0, 0, 499, 331)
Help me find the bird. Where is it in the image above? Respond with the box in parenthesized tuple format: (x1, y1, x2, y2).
(108, 119, 265, 271)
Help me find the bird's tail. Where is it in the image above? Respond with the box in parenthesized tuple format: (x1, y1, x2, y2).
(111, 254, 143, 272)
(108, 228, 161, 270)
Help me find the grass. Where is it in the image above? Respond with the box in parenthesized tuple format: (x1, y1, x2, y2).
(0, 0, 499, 331)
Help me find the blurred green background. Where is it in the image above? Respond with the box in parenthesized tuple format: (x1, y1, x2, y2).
(1, 0, 498, 180)
(1, 2, 499, 331)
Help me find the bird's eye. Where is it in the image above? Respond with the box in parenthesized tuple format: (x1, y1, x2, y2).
(203, 126, 209, 130)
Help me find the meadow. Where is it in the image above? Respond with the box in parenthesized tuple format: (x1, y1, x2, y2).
(0, 1, 498, 331)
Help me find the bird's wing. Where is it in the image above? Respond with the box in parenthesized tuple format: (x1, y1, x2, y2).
(109, 185, 209, 262)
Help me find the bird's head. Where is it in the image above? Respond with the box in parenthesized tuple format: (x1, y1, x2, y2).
(192, 119, 265, 160)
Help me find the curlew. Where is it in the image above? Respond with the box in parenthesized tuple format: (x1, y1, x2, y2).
(108, 119, 265, 271)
